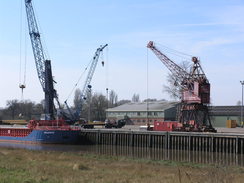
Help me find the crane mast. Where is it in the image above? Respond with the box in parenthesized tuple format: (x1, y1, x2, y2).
(25, 0, 56, 119)
(147, 41, 215, 132)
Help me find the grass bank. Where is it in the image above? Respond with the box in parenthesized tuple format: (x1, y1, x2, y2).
(0, 147, 243, 183)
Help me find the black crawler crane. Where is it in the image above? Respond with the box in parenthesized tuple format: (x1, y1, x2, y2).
(65, 44, 108, 123)
(25, 0, 60, 120)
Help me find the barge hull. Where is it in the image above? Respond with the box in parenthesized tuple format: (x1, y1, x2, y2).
(0, 129, 80, 144)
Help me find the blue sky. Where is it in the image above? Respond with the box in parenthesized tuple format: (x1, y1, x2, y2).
(0, 0, 244, 107)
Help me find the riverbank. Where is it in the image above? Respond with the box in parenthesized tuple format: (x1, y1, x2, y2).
(0, 147, 243, 183)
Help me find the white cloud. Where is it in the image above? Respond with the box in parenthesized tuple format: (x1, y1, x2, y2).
(191, 38, 239, 54)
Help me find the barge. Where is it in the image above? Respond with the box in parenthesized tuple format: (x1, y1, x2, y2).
(0, 119, 80, 144)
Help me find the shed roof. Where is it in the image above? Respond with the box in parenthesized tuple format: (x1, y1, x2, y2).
(209, 106, 244, 116)
(106, 101, 178, 112)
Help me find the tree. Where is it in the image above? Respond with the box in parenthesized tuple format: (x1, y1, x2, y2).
(73, 88, 82, 110)
(117, 100, 131, 106)
(132, 93, 140, 102)
(79, 92, 109, 121)
(109, 90, 118, 107)
(163, 60, 191, 100)
(6, 99, 20, 119)
(237, 101, 241, 106)
(2, 99, 43, 120)
(143, 98, 157, 102)
(237, 100, 242, 123)
(32, 103, 44, 119)
(90, 93, 108, 121)
(0, 110, 3, 120)
(19, 100, 35, 120)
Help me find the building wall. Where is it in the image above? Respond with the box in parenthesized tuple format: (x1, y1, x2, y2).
(211, 116, 240, 127)
(107, 111, 164, 125)
(164, 107, 177, 121)
(107, 106, 241, 127)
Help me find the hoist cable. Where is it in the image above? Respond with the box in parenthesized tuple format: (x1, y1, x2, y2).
(105, 46, 109, 114)
(65, 58, 94, 102)
(19, 0, 23, 86)
(23, 14, 27, 86)
(146, 47, 149, 125)
(106, 46, 109, 92)
(156, 42, 193, 60)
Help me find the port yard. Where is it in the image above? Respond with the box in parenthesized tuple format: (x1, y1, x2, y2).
(0, 126, 243, 182)
(1, 0, 244, 182)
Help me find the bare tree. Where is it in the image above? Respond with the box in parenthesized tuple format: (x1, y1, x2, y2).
(73, 88, 82, 110)
(20, 100, 35, 119)
(117, 100, 131, 106)
(132, 93, 140, 102)
(6, 99, 20, 119)
(2, 100, 42, 120)
(79, 92, 109, 121)
(163, 60, 191, 100)
(90, 93, 108, 121)
(32, 103, 44, 119)
(109, 90, 118, 107)
(237, 100, 242, 123)
(237, 101, 241, 106)
(143, 98, 157, 102)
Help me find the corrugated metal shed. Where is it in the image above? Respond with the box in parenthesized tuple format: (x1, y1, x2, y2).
(209, 106, 243, 116)
(106, 101, 178, 112)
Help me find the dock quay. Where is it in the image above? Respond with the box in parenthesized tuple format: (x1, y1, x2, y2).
(79, 128, 244, 166)
(80, 129, 244, 155)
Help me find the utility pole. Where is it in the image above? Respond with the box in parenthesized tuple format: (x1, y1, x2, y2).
(106, 88, 109, 120)
(88, 88, 92, 122)
(240, 81, 244, 128)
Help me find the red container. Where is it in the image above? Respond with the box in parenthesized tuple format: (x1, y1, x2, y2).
(153, 121, 179, 131)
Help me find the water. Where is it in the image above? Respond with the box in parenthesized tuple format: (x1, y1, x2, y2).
(0, 142, 243, 166)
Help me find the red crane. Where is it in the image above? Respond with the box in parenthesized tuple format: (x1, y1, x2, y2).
(147, 41, 216, 132)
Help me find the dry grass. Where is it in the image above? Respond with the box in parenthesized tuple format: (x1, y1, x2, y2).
(0, 147, 243, 183)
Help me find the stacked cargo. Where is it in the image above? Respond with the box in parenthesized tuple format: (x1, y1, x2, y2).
(226, 120, 237, 128)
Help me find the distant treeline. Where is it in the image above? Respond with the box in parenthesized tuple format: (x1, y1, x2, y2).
(0, 89, 160, 121)
(0, 99, 44, 120)
(0, 90, 130, 121)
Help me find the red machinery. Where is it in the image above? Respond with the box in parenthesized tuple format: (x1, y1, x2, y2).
(154, 121, 179, 131)
(147, 41, 216, 132)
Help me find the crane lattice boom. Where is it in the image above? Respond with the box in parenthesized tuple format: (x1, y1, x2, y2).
(81, 44, 108, 101)
(25, 0, 46, 90)
(147, 41, 190, 85)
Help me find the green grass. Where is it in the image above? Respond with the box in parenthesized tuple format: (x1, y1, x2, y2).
(0, 147, 243, 183)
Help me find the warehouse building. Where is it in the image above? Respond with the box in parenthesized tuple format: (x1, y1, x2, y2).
(106, 102, 244, 127)
(106, 101, 178, 125)
(209, 106, 243, 127)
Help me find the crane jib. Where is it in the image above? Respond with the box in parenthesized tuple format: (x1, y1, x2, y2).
(147, 41, 190, 81)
